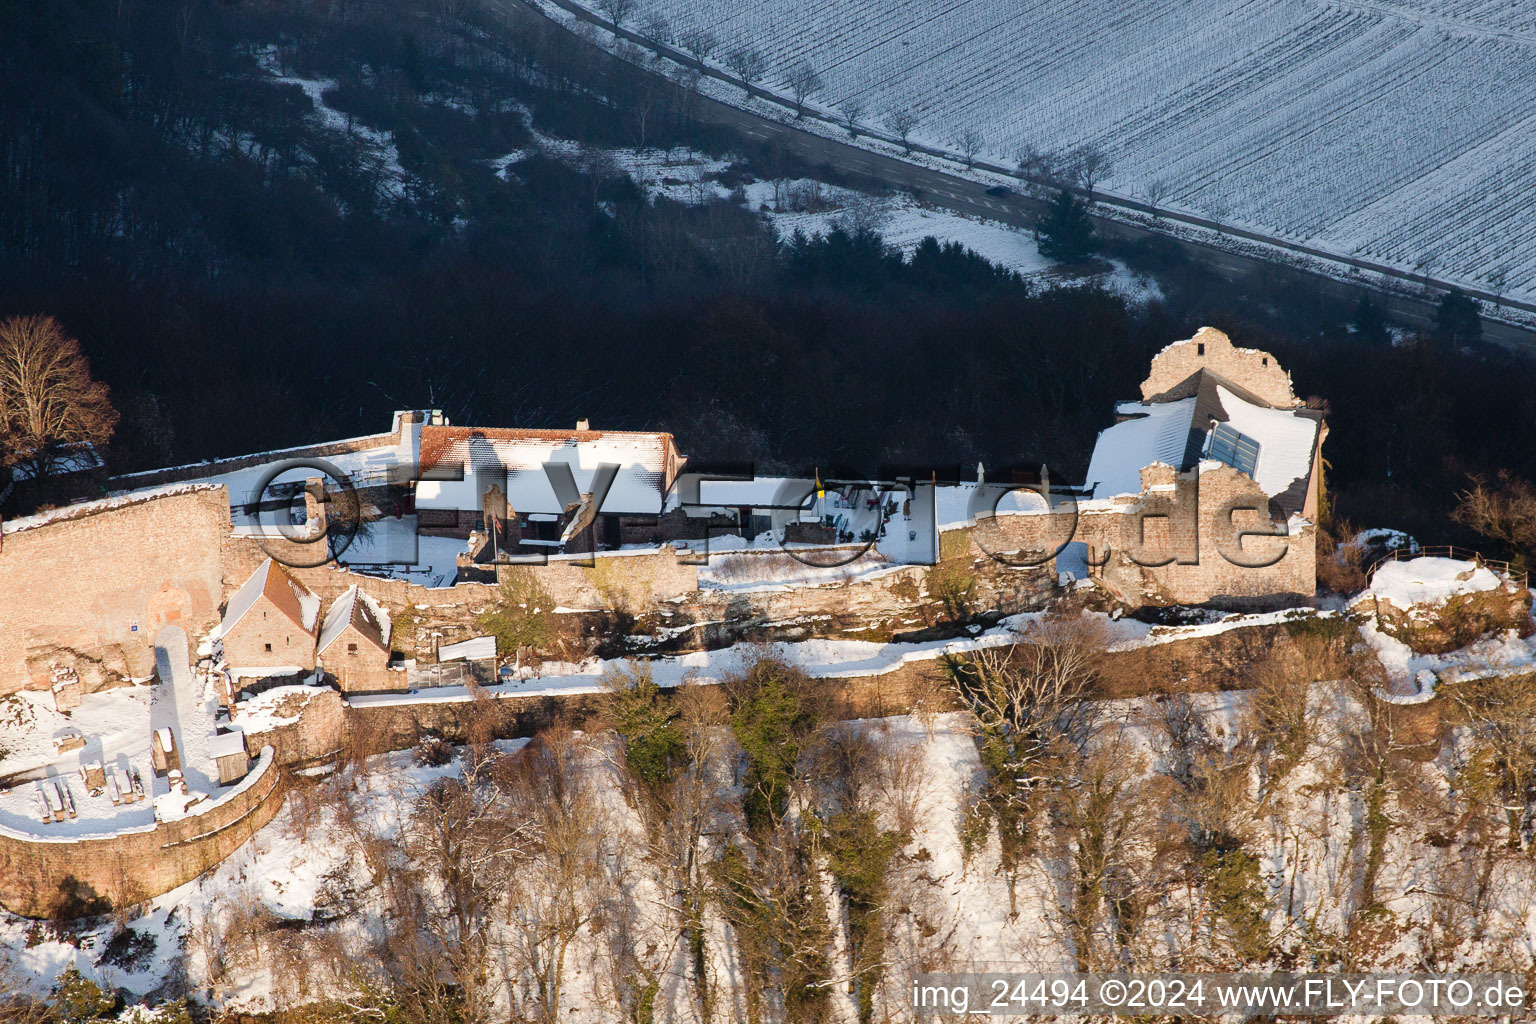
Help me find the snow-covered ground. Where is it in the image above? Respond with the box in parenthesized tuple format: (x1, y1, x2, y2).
(553, 0, 1536, 310)
(0, 687, 157, 839)
(12, 681, 1536, 1016)
(254, 45, 408, 201)
(1367, 555, 1502, 610)
(504, 129, 1162, 301)
(0, 629, 253, 840)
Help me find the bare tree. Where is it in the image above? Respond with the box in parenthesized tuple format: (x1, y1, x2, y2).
(784, 61, 823, 118)
(639, 11, 671, 50)
(1143, 176, 1173, 216)
(1450, 674, 1536, 850)
(839, 96, 866, 137)
(399, 750, 536, 1024)
(956, 126, 983, 169)
(596, 0, 636, 29)
(495, 729, 611, 1024)
(0, 314, 119, 482)
(944, 611, 1108, 901)
(1047, 736, 1168, 971)
(1067, 143, 1111, 201)
(725, 46, 766, 96)
(1488, 264, 1511, 308)
(885, 106, 919, 153)
(954, 611, 1108, 768)
(1452, 470, 1536, 561)
(1016, 143, 1058, 184)
(677, 27, 719, 70)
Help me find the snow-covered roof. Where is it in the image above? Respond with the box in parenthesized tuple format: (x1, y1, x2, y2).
(317, 585, 390, 655)
(1214, 385, 1320, 500)
(438, 636, 497, 662)
(208, 731, 247, 759)
(1085, 397, 1197, 501)
(218, 558, 321, 639)
(415, 425, 681, 517)
(1369, 557, 1502, 610)
(1085, 369, 1321, 515)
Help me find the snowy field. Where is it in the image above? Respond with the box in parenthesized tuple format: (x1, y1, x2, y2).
(570, 0, 1536, 305)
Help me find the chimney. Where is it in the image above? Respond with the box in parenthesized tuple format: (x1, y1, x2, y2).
(576, 418, 590, 432)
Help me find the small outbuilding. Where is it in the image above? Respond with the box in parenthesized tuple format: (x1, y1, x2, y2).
(218, 558, 321, 675)
(209, 730, 250, 785)
(317, 585, 396, 694)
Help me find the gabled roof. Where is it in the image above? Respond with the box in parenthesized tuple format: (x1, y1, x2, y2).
(418, 425, 678, 478)
(1087, 368, 1322, 517)
(220, 558, 321, 638)
(413, 424, 684, 517)
(317, 584, 390, 655)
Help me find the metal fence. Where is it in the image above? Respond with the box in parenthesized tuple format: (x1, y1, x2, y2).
(1365, 544, 1528, 591)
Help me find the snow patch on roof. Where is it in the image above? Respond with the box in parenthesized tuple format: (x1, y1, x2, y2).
(357, 588, 392, 646)
(289, 579, 320, 633)
(438, 636, 497, 662)
(208, 731, 247, 759)
(317, 586, 357, 655)
(1214, 385, 1320, 499)
(216, 560, 274, 640)
(1086, 398, 1197, 500)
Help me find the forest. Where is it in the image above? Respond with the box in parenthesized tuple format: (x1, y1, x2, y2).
(4, 0, 1536, 546)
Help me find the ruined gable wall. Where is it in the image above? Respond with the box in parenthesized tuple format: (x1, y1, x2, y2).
(1141, 327, 1297, 407)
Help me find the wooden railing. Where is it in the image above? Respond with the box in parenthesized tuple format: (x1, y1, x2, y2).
(1366, 544, 1528, 591)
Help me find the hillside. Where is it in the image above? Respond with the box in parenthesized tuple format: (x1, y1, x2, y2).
(585, 0, 1536, 306)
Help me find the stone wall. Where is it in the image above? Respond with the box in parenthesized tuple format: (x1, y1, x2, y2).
(0, 617, 1355, 917)
(338, 618, 1349, 754)
(222, 535, 698, 619)
(1140, 327, 1297, 406)
(0, 488, 230, 694)
(238, 686, 347, 767)
(961, 464, 1315, 610)
(107, 413, 418, 492)
(0, 748, 285, 917)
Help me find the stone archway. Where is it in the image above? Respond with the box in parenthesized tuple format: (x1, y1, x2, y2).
(144, 581, 193, 631)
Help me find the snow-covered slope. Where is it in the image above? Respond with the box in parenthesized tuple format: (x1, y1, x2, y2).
(572, 0, 1536, 305)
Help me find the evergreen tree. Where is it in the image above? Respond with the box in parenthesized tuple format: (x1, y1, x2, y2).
(1352, 295, 1391, 345)
(1434, 287, 1482, 348)
(1036, 189, 1096, 263)
(48, 966, 119, 1024)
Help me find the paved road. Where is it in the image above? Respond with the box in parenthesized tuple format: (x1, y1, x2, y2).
(503, 0, 1536, 353)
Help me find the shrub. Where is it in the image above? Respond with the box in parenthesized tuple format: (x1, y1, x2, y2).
(48, 965, 119, 1024)
(476, 568, 558, 652)
(604, 664, 685, 791)
(1200, 845, 1271, 962)
(727, 658, 822, 831)
(97, 926, 156, 973)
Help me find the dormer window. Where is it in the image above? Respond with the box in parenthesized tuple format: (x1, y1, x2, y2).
(1205, 422, 1260, 477)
